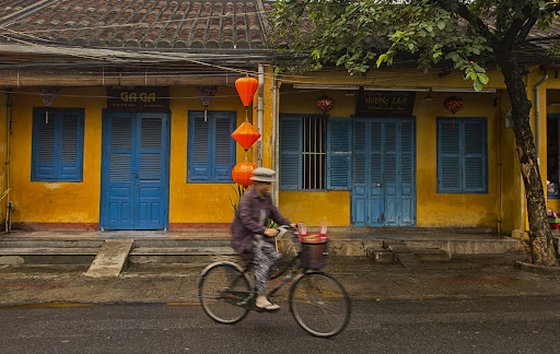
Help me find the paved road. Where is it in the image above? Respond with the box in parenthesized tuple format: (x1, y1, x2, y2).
(1, 296, 559, 354)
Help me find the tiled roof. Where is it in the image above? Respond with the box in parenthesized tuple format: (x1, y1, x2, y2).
(0, 0, 272, 50)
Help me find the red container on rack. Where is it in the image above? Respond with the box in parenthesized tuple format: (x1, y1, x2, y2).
(297, 223, 328, 269)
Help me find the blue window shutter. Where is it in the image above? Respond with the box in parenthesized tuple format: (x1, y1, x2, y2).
(32, 111, 56, 180)
(438, 118, 487, 193)
(212, 113, 235, 182)
(188, 111, 235, 183)
(438, 120, 462, 192)
(32, 108, 83, 182)
(188, 112, 210, 181)
(59, 111, 84, 181)
(327, 119, 352, 190)
(463, 120, 487, 192)
(279, 116, 302, 190)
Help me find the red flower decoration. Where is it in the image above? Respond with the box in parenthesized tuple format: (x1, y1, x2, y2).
(443, 96, 464, 114)
(315, 95, 335, 114)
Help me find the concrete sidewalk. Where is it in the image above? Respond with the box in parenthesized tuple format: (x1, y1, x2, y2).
(1, 254, 559, 307)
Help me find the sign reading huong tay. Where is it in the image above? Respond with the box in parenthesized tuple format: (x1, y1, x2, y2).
(107, 86, 170, 112)
(356, 90, 415, 116)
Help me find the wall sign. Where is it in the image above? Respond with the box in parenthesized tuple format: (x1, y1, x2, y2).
(356, 90, 415, 116)
(107, 86, 169, 112)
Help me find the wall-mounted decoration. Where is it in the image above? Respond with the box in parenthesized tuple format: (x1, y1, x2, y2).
(356, 90, 415, 116)
(39, 87, 60, 124)
(443, 95, 464, 114)
(197, 86, 217, 121)
(315, 95, 335, 115)
(107, 86, 169, 112)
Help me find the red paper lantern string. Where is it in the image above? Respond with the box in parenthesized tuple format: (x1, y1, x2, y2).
(235, 77, 259, 121)
(232, 161, 256, 186)
(231, 121, 261, 151)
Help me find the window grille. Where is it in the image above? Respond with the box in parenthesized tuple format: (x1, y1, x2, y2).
(302, 117, 326, 190)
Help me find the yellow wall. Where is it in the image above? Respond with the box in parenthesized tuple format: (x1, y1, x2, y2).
(278, 69, 503, 228)
(10, 88, 104, 225)
(9, 86, 253, 227)
(0, 92, 7, 228)
(7, 66, 547, 232)
(168, 86, 248, 224)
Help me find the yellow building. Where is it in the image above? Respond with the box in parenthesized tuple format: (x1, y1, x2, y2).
(0, 1, 558, 239)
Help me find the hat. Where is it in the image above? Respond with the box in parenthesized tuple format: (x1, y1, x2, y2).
(250, 167, 276, 183)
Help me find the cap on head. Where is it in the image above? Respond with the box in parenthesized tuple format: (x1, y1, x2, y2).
(250, 167, 276, 183)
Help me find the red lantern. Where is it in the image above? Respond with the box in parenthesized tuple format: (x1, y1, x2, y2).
(315, 95, 335, 114)
(443, 96, 464, 114)
(235, 77, 259, 107)
(231, 121, 261, 150)
(232, 161, 256, 186)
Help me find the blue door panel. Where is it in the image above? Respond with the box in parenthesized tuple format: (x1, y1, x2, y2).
(352, 118, 416, 227)
(101, 112, 169, 230)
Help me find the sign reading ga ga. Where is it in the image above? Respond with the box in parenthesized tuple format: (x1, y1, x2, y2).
(120, 91, 157, 103)
(107, 86, 170, 112)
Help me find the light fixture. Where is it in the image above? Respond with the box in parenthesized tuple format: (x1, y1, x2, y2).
(292, 84, 360, 90)
(422, 88, 435, 102)
(362, 87, 429, 92)
(431, 87, 496, 93)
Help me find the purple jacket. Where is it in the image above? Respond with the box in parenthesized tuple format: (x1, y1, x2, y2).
(231, 187, 291, 254)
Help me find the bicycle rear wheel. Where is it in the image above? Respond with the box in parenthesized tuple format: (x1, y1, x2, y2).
(198, 262, 251, 324)
(289, 271, 351, 338)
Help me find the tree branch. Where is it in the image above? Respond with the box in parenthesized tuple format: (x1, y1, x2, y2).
(431, 0, 495, 44)
(541, 3, 560, 15)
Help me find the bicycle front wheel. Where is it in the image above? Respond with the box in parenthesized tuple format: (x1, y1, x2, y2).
(198, 262, 251, 324)
(289, 271, 351, 338)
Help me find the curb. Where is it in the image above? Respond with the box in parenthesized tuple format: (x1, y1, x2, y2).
(514, 261, 560, 274)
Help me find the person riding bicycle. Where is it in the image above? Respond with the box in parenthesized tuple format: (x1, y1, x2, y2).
(231, 167, 295, 311)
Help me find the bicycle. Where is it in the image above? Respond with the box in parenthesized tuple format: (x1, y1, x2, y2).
(198, 225, 351, 338)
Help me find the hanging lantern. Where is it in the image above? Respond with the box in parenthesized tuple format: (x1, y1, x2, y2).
(231, 121, 261, 151)
(232, 161, 256, 186)
(443, 96, 464, 114)
(235, 77, 259, 107)
(315, 95, 335, 115)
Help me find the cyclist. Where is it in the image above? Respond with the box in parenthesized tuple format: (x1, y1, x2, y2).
(231, 167, 296, 311)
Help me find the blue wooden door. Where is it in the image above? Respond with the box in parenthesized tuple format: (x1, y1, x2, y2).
(352, 118, 416, 227)
(100, 112, 169, 230)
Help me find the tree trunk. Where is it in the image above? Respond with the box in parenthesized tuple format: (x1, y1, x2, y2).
(499, 55, 558, 267)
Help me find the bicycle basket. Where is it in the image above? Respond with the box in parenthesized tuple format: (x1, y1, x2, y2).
(300, 240, 328, 269)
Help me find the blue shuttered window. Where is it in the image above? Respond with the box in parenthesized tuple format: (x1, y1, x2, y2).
(31, 108, 84, 182)
(187, 111, 236, 183)
(279, 117, 302, 190)
(437, 118, 487, 193)
(327, 119, 352, 190)
(279, 115, 352, 190)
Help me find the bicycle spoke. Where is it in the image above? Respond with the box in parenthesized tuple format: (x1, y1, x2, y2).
(199, 263, 251, 324)
(289, 272, 351, 337)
